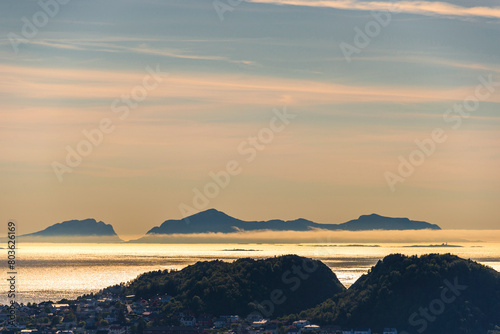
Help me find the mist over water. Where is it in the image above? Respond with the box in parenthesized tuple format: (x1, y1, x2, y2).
(128, 229, 500, 243)
(2, 233, 500, 304)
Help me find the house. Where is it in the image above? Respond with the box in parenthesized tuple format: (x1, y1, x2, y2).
(105, 315, 117, 323)
(143, 326, 201, 334)
(180, 316, 196, 327)
(125, 295, 135, 302)
(196, 314, 213, 328)
(287, 326, 301, 334)
(355, 331, 371, 334)
(228, 315, 240, 323)
(263, 322, 278, 334)
(383, 329, 397, 334)
(292, 321, 310, 329)
(246, 312, 263, 322)
(74, 327, 86, 334)
(320, 325, 342, 334)
(21, 330, 40, 334)
(214, 318, 226, 329)
(20, 306, 31, 313)
(252, 320, 268, 328)
(158, 295, 173, 304)
(303, 325, 320, 332)
(108, 325, 127, 334)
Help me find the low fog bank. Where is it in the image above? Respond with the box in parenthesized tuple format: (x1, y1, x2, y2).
(129, 229, 500, 244)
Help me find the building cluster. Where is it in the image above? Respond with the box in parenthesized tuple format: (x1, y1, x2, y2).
(0, 294, 399, 334)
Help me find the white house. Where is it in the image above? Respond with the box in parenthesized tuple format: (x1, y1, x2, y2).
(292, 320, 310, 328)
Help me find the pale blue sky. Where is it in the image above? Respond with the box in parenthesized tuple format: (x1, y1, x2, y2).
(0, 0, 499, 237)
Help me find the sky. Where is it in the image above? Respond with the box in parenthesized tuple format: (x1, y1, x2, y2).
(0, 0, 499, 239)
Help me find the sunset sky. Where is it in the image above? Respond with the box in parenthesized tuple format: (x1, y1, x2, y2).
(1, 0, 499, 239)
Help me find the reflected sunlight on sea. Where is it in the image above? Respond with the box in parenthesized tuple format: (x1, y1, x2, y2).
(2, 242, 500, 304)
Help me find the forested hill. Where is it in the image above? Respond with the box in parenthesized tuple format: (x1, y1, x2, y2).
(291, 253, 500, 333)
(107, 255, 345, 317)
(97, 254, 500, 333)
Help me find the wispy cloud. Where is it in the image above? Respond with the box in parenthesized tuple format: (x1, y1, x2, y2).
(4, 64, 498, 119)
(248, 0, 500, 19)
(329, 54, 500, 74)
(53, 20, 115, 26)
(30, 39, 255, 65)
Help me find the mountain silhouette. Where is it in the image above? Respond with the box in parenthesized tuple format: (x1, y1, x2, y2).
(20, 218, 122, 242)
(145, 209, 440, 235)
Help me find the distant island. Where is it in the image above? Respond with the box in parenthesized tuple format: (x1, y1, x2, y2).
(221, 248, 262, 252)
(17, 209, 441, 243)
(18, 218, 122, 243)
(140, 209, 440, 238)
(305, 244, 381, 248)
(405, 243, 463, 248)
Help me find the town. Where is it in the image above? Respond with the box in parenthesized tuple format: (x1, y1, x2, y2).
(1, 293, 399, 334)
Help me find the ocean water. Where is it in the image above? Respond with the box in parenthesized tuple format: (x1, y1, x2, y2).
(2, 242, 500, 304)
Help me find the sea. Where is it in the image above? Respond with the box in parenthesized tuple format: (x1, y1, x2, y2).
(2, 242, 500, 304)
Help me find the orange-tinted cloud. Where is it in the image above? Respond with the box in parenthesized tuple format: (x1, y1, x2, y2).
(248, 0, 500, 19)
